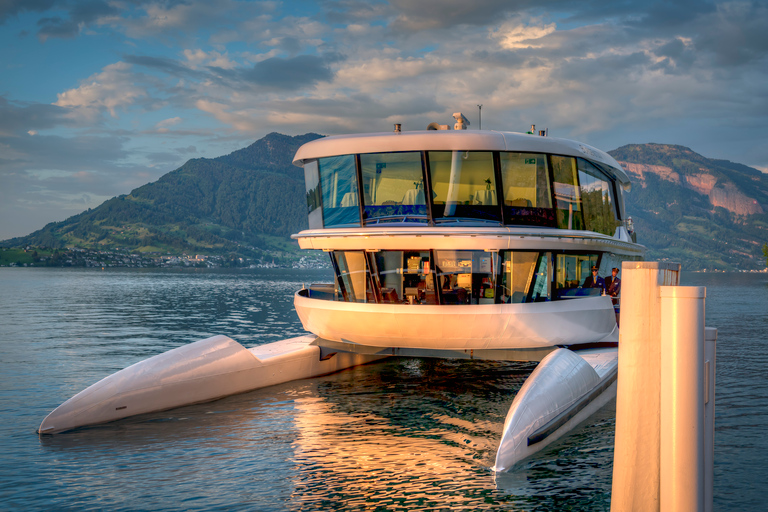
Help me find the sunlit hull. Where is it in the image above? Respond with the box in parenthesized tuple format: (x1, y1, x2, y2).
(295, 291, 618, 350)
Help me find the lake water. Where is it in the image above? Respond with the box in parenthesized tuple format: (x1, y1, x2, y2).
(0, 268, 765, 511)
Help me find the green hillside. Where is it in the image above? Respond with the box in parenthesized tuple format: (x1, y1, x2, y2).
(610, 144, 768, 270)
(2, 136, 767, 271)
(1, 132, 322, 261)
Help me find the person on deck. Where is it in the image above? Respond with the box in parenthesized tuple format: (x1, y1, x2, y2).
(582, 266, 605, 294)
(605, 267, 621, 299)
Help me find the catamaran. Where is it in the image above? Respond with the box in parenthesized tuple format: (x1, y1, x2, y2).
(39, 114, 644, 471)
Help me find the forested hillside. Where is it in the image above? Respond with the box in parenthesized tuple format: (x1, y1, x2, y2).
(2, 132, 322, 260)
(3, 135, 767, 270)
(610, 144, 768, 270)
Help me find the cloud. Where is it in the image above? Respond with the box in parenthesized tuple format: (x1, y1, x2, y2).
(123, 54, 202, 77)
(389, 0, 521, 31)
(54, 62, 147, 118)
(238, 54, 343, 90)
(154, 117, 182, 133)
(36, 0, 118, 41)
(0, 0, 57, 24)
(0, 96, 76, 135)
(493, 20, 557, 49)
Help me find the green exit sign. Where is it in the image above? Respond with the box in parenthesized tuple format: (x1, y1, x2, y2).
(525, 158, 536, 165)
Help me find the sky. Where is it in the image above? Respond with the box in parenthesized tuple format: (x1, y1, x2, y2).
(1, 0, 767, 240)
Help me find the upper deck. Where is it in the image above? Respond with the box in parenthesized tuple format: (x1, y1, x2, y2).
(292, 130, 635, 242)
(293, 130, 629, 186)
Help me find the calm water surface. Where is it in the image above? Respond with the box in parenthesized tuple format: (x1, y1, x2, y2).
(0, 268, 765, 511)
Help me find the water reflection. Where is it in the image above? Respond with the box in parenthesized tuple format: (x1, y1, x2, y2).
(6, 267, 731, 511)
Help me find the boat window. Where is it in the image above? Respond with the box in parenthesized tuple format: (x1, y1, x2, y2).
(434, 250, 497, 304)
(304, 160, 323, 229)
(530, 252, 552, 302)
(428, 152, 501, 223)
(551, 156, 585, 230)
(497, 251, 540, 303)
(578, 158, 621, 236)
(499, 152, 555, 227)
(333, 251, 373, 302)
(360, 152, 427, 224)
(554, 253, 600, 299)
(318, 155, 361, 227)
(370, 250, 437, 304)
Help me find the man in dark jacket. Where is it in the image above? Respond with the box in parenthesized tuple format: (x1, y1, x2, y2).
(605, 267, 621, 298)
(582, 266, 605, 293)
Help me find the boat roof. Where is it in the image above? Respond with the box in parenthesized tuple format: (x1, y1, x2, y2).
(292, 130, 630, 185)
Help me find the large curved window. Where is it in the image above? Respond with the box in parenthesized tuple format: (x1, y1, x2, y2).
(434, 250, 498, 304)
(317, 250, 614, 304)
(304, 160, 323, 229)
(370, 250, 437, 304)
(499, 152, 555, 227)
(303, 150, 622, 232)
(360, 152, 427, 224)
(429, 152, 500, 223)
(578, 159, 621, 236)
(332, 251, 372, 302)
(554, 253, 600, 299)
(318, 155, 360, 227)
(551, 156, 584, 230)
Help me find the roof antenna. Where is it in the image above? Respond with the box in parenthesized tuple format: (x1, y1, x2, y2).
(477, 104, 482, 130)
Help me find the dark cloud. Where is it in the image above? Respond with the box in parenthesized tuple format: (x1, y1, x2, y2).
(36, 0, 118, 40)
(389, 0, 524, 30)
(123, 54, 204, 78)
(0, 96, 76, 134)
(239, 54, 344, 90)
(323, 0, 393, 24)
(0, 133, 128, 174)
(276, 92, 442, 119)
(693, 2, 768, 67)
(0, 0, 57, 24)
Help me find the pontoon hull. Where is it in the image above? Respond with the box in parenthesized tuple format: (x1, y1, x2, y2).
(39, 335, 383, 434)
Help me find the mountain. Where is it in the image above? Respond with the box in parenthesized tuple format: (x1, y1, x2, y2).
(609, 144, 768, 270)
(1, 132, 323, 260)
(3, 135, 767, 270)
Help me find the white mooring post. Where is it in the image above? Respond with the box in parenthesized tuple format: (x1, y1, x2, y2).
(660, 286, 705, 511)
(611, 262, 680, 511)
(611, 262, 715, 512)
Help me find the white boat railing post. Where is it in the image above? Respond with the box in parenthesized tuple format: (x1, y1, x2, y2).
(659, 286, 706, 512)
(611, 261, 680, 511)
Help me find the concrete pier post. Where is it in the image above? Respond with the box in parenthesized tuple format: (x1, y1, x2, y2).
(660, 286, 706, 512)
(611, 262, 680, 511)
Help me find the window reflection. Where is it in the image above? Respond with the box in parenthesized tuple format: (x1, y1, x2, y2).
(551, 156, 584, 230)
(498, 251, 539, 303)
(578, 159, 621, 236)
(429, 152, 500, 222)
(318, 155, 360, 227)
(434, 250, 497, 304)
(320, 250, 613, 304)
(304, 160, 323, 229)
(370, 251, 437, 304)
(499, 153, 555, 227)
(555, 253, 600, 299)
(333, 251, 372, 302)
(306, 151, 621, 232)
(360, 152, 427, 224)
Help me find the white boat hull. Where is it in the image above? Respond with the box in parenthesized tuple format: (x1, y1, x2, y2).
(39, 335, 384, 434)
(494, 347, 618, 471)
(295, 292, 618, 350)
